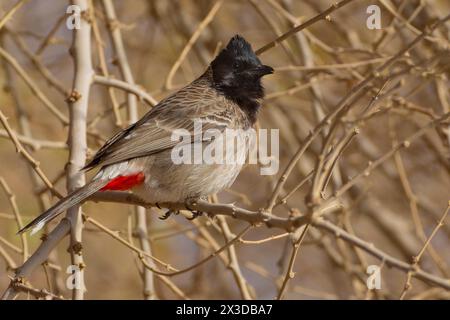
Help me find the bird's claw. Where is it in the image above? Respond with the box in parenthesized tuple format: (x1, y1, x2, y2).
(158, 210, 179, 220)
(184, 198, 201, 220)
(187, 211, 203, 220)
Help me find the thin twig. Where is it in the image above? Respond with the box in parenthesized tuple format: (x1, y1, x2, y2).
(399, 204, 450, 299)
(0, 177, 28, 262)
(0, 109, 63, 198)
(165, 0, 223, 89)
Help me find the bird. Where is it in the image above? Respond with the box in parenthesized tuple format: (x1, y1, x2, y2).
(18, 34, 273, 235)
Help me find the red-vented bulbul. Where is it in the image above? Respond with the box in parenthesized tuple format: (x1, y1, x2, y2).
(19, 35, 273, 234)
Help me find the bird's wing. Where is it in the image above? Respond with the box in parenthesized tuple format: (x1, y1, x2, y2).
(84, 83, 237, 170)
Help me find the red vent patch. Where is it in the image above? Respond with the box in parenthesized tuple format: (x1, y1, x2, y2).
(100, 172, 145, 191)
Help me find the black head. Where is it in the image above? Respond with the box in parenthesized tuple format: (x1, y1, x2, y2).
(211, 35, 273, 111)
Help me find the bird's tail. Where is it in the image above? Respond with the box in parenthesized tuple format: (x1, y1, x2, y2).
(18, 179, 107, 235)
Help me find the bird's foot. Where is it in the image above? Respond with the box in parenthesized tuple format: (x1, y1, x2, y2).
(186, 210, 203, 220)
(158, 210, 180, 220)
(184, 197, 205, 221)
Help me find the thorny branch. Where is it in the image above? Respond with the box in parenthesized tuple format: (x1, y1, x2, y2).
(1, 0, 449, 300)
(65, 0, 93, 300)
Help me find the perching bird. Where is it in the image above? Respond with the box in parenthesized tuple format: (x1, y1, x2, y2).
(19, 35, 273, 235)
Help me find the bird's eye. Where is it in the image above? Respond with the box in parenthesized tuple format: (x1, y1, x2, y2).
(233, 61, 241, 69)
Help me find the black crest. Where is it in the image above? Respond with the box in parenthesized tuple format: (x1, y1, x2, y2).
(210, 35, 273, 122)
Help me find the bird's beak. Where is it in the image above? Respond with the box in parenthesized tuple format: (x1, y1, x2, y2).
(253, 65, 274, 77)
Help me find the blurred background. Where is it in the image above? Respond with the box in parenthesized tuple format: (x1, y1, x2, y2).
(0, 0, 449, 299)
